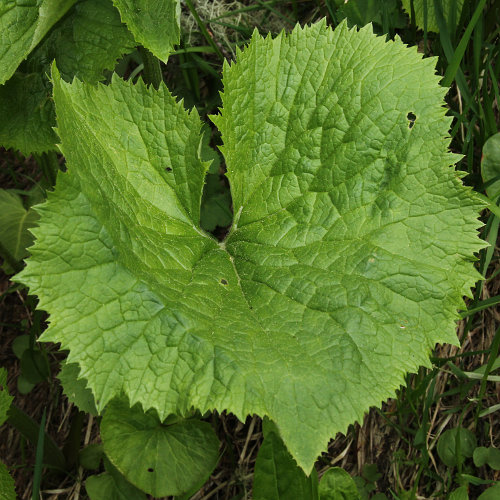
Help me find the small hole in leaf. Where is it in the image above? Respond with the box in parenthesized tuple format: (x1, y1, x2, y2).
(407, 112, 416, 129)
(0, 385, 4, 391)
(148, 468, 154, 472)
(166, 167, 172, 172)
(220, 279, 228, 285)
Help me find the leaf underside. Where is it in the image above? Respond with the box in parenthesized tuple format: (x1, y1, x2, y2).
(18, 21, 485, 472)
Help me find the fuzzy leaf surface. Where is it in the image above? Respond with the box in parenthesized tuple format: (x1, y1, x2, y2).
(112, 0, 180, 61)
(0, 0, 76, 84)
(19, 22, 484, 472)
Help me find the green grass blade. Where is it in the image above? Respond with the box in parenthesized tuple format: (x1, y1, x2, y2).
(442, 0, 488, 87)
(476, 325, 500, 422)
(460, 295, 500, 318)
(31, 409, 46, 500)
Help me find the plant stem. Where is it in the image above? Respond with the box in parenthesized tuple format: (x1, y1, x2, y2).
(138, 46, 163, 89)
(7, 404, 66, 471)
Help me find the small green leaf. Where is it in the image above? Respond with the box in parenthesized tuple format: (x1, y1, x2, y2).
(0, 190, 38, 266)
(86, 461, 147, 500)
(473, 447, 500, 470)
(200, 174, 232, 232)
(253, 421, 318, 500)
(478, 483, 500, 500)
(58, 363, 98, 416)
(361, 463, 381, 483)
(20, 349, 49, 385)
(11, 335, 30, 360)
(101, 398, 219, 497)
(16, 375, 35, 395)
(0, 461, 16, 500)
(481, 133, 500, 200)
(112, 0, 180, 61)
(449, 486, 469, 500)
(319, 467, 360, 500)
(437, 427, 477, 467)
(79, 443, 104, 470)
(0, 368, 13, 426)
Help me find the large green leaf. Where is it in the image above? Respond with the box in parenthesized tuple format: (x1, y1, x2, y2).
(101, 399, 219, 497)
(112, 0, 180, 61)
(0, 0, 76, 85)
(0, 0, 135, 155)
(401, 0, 465, 32)
(18, 21, 484, 472)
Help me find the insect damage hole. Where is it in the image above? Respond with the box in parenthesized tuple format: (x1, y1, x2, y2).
(407, 112, 417, 129)
(147, 468, 154, 472)
(220, 278, 228, 285)
(165, 166, 172, 172)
